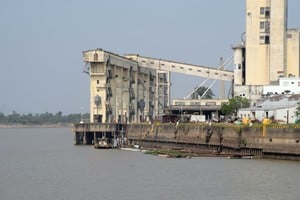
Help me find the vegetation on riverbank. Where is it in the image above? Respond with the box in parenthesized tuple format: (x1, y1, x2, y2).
(144, 148, 201, 158)
(0, 111, 89, 126)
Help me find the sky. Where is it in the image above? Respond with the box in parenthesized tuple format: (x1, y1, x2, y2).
(0, 0, 299, 115)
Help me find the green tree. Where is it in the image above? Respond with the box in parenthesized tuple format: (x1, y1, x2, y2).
(0, 111, 90, 125)
(191, 86, 215, 99)
(0, 112, 6, 123)
(220, 103, 232, 116)
(7, 111, 21, 123)
(221, 96, 250, 115)
(295, 102, 300, 117)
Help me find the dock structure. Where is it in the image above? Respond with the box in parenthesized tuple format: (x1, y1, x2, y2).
(73, 123, 126, 148)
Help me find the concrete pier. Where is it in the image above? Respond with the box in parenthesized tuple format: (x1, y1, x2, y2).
(73, 123, 126, 148)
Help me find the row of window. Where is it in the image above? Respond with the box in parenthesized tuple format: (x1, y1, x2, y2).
(259, 32, 294, 45)
(259, 7, 270, 45)
(174, 102, 217, 106)
(91, 65, 104, 73)
(239, 91, 262, 96)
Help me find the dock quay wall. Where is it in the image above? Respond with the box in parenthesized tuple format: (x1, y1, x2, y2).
(126, 123, 300, 160)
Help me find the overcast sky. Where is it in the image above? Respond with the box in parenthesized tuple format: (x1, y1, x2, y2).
(1, 0, 299, 115)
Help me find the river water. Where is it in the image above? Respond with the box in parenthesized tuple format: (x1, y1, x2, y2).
(0, 127, 299, 200)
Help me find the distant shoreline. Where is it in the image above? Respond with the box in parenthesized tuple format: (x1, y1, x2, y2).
(0, 123, 73, 128)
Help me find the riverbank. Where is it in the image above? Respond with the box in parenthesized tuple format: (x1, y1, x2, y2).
(136, 147, 255, 159)
(0, 123, 72, 129)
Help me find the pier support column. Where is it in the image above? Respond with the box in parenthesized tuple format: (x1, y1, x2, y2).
(83, 132, 87, 145)
(74, 132, 79, 145)
(74, 132, 83, 145)
(94, 132, 96, 147)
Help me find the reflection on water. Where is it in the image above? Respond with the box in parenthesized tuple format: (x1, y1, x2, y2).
(0, 128, 299, 200)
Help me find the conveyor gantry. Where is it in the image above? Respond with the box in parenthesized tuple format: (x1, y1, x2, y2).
(125, 54, 234, 81)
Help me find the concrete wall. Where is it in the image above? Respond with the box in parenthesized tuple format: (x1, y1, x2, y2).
(287, 29, 300, 77)
(127, 123, 300, 158)
(242, 126, 300, 154)
(245, 0, 291, 85)
(127, 123, 240, 148)
(269, 0, 287, 81)
(246, 0, 272, 85)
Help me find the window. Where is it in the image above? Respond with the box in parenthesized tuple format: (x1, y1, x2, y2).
(260, 7, 270, 18)
(93, 53, 98, 61)
(260, 21, 270, 33)
(265, 7, 270, 17)
(265, 111, 269, 118)
(265, 21, 270, 33)
(260, 36, 265, 43)
(91, 63, 104, 73)
(265, 35, 270, 44)
(175, 102, 185, 106)
(260, 7, 265, 15)
(260, 21, 264, 29)
(260, 35, 270, 44)
(206, 102, 216, 106)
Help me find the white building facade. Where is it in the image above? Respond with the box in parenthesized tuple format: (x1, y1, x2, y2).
(238, 95, 299, 124)
(263, 77, 300, 95)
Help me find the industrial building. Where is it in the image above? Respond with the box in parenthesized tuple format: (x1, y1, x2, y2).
(83, 50, 157, 123)
(233, 0, 300, 106)
(83, 49, 232, 123)
(238, 95, 300, 123)
(82, 0, 300, 124)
